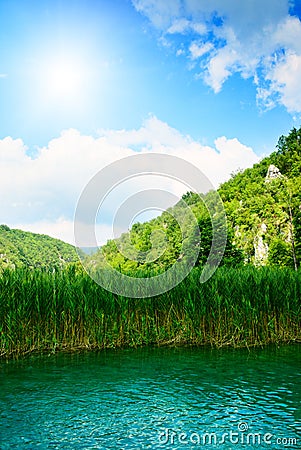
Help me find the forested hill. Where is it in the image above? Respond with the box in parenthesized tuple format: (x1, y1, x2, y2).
(2, 127, 300, 274)
(218, 126, 301, 268)
(0, 225, 81, 270)
(88, 126, 301, 273)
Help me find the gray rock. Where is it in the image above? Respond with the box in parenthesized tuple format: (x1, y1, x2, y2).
(265, 164, 282, 182)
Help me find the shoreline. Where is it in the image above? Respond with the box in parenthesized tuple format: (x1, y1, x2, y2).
(2, 337, 301, 361)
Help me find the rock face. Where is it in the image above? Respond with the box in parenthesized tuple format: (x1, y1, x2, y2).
(254, 222, 268, 265)
(265, 164, 282, 182)
(254, 235, 269, 265)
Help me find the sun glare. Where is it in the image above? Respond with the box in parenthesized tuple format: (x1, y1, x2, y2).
(49, 64, 79, 95)
(40, 57, 86, 102)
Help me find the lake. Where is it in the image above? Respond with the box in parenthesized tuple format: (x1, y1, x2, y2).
(0, 345, 300, 449)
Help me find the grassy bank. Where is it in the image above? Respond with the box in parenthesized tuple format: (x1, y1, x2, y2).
(0, 266, 300, 358)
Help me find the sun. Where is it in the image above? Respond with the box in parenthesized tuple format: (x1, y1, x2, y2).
(44, 60, 85, 98)
(47, 63, 81, 96)
(34, 48, 99, 114)
(36, 52, 91, 110)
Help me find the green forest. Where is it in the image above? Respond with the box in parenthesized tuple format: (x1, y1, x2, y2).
(0, 225, 82, 270)
(88, 126, 301, 274)
(1, 127, 301, 358)
(2, 126, 301, 275)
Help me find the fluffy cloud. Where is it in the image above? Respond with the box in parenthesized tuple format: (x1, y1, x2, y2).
(132, 0, 301, 112)
(189, 42, 213, 60)
(204, 46, 239, 93)
(262, 52, 301, 112)
(13, 219, 114, 248)
(0, 117, 258, 245)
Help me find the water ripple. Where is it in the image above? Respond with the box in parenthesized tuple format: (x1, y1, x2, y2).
(0, 345, 300, 449)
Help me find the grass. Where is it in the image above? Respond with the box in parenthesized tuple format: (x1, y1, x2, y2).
(0, 265, 300, 358)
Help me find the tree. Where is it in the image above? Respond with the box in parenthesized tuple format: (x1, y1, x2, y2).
(197, 216, 243, 268)
(268, 239, 294, 268)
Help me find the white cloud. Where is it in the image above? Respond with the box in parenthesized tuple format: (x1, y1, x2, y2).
(14, 219, 114, 247)
(264, 52, 301, 112)
(132, 0, 182, 28)
(167, 18, 190, 34)
(132, 0, 301, 113)
(167, 18, 207, 35)
(176, 48, 185, 56)
(256, 87, 276, 111)
(0, 117, 259, 245)
(204, 46, 238, 93)
(191, 22, 207, 35)
(189, 41, 213, 60)
(214, 136, 258, 173)
(272, 16, 301, 52)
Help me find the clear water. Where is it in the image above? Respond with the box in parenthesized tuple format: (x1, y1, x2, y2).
(0, 345, 300, 449)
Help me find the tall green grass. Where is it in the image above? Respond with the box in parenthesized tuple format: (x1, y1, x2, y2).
(0, 265, 300, 358)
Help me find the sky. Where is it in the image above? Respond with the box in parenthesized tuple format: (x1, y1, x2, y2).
(1, 0, 301, 245)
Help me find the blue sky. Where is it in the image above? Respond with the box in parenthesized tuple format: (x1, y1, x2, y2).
(1, 0, 301, 244)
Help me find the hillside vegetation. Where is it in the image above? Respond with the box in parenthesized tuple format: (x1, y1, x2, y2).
(88, 127, 301, 273)
(1, 127, 301, 358)
(0, 225, 81, 270)
(219, 126, 301, 268)
(1, 127, 301, 274)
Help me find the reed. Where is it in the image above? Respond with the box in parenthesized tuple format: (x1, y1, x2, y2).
(0, 265, 300, 358)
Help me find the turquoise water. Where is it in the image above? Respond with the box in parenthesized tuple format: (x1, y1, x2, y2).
(0, 346, 300, 449)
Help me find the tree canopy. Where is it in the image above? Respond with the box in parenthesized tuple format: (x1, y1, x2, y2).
(2, 126, 301, 274)
(89, 126, 301, 273)
(0, 225, 82, 270)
